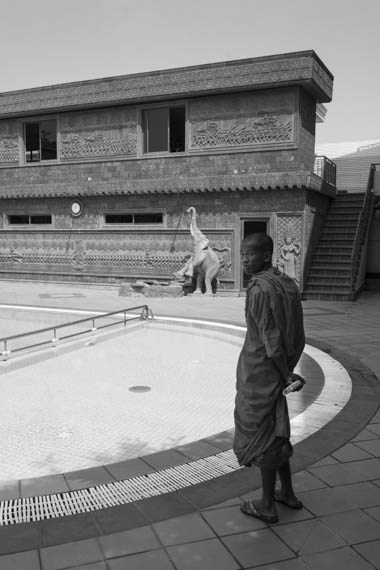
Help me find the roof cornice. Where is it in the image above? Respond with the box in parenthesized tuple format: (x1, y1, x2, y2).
(0, 51, 333, 118)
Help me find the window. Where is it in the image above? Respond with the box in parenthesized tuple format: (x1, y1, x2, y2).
(143, 106, 185, 153)
(8, 214, 52, 225)
(105, 212, 163, 225)
(24, 119, 57, 162)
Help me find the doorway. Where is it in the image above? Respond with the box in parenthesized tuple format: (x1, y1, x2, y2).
(240, 219, 268, 290)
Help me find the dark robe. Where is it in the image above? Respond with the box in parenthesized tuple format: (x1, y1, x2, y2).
(233, 267, 305, 468)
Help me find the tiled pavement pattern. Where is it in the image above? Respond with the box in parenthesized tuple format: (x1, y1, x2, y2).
(0, 281, 379, 568)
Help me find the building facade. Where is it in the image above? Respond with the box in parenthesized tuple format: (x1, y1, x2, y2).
(0, 51, 334, 292)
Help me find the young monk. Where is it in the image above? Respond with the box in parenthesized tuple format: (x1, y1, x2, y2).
(234, 233, 305, 523)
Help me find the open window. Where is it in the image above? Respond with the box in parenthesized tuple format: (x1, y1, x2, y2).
(142, 106, 185, 153)
(24, 119, 57, 162)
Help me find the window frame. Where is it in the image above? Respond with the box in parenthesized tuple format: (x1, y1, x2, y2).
(139, 102, 188, 156)
(103, 209, 166, 228)
(6, 213, 53, 227)
(19, 115, 60, 165)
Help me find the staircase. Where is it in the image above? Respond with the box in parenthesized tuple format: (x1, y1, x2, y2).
(303, 188, 374, 301)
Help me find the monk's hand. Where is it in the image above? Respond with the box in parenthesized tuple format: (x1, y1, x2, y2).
(287, 373, 306, 392)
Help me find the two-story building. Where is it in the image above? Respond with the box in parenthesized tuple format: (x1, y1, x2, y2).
(0, 50, 334, 293)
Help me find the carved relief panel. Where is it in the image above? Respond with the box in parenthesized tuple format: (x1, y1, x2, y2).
(275, 214, 303, 286)
(60, 107, 137, 160)
(0, 229, 233, 279)
(190, 89, 296, 150)
(0, 120, 19, 164)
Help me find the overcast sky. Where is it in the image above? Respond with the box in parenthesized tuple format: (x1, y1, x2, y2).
(0, 0, 378, 144)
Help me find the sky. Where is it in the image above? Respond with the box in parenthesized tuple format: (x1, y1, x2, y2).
(0, 0, 379, 144)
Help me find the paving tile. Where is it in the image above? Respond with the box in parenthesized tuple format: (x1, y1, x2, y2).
(0, 549, 40, 570)
(356, 438, 380, 457)
(64, 467, 115, 490)
(98, 525, 160, 558)
(250, 559, 309, 570)
(201, 504, 266, 535)
(202, 430, 234, 451)
(153, 512, 215, 546)
(368, 423, 380, 436)
(142, 450, 190, 470)
(92, 503, 150, 534)
(291, 470, 327, 493)
(354, 539, 380, 568)
(135, 492, 195, 523)
(309, 458, 380, 485)
(104, 458, 155, 480)
(174, 440, 221, 460)
(0, 479, 20, 500)
(70, 562, 108, 570)
(40, 538, 103, 570)
(332, 443, 374, 462)
(321, 509, 380, 544)
(0, 522, 44, 556)
(273, 519, 346, 555)
(296, 486, 359, 517)
(167, 538, 239, 570)
(107, 549, 173, 570)
(202, 497, 241, 510)
(221, 529, 294, 567)
(333, 481, 380, 509)
(20, 474, 70, 497)
(302, 546, 374, 570)
(352, 428, 380, 442)
(309, 455, 338, 468)
(364, 505, 380, 522)
(41, 513, 99, 547)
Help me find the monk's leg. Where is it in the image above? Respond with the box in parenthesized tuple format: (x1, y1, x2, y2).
(276, 460, 303, 509)
(258, 467, 277, 517)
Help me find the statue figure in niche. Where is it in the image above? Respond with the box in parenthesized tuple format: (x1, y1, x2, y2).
(277, 234, 301, 285)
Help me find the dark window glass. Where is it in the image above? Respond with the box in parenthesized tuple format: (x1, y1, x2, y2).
(30, 215, 52, 224)
(40, 120, 57, 160)
(25, 123, 40, 162)
(8, 215, 30, 224)
(144, 108, 168, 152)
(105, 214, 133, 224)
(24, 119, 57, 162)
(134, 213, 163, 224)
(170, 107, 185, 152)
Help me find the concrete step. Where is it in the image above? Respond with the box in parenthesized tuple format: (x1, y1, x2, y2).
(321, 232, 356, 239)
(303, 282, 352, 292)
(307, 276, 351, 286)
(327, 214, 360, 222)
(324, 221, 359, 229)
(308, 268, 352, 277)
(302, 290, 355, 301)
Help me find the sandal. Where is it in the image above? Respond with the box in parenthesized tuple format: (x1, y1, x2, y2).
(240, 501, 278, 524)
(274, 492, 303, 510)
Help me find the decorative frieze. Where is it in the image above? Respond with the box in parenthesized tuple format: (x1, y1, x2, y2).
(0, 120, 19, 164)
(190, 90, 296, 150)
(0, 229, 233, 278)
(192, 114, 293, 148)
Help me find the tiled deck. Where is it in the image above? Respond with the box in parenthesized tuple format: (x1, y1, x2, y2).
(0, 282, 378, 569)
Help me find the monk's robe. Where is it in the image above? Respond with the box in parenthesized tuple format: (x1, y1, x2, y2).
(233, 267, 305, 468)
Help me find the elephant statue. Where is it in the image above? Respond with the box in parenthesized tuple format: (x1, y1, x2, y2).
(173, 207, 221, 296)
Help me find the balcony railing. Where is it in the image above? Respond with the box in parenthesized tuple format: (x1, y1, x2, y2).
(314, 155, 337, 187)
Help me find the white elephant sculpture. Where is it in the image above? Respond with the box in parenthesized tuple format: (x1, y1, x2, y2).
(173, 207, 221, 296)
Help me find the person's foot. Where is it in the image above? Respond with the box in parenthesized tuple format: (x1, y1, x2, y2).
(274, 490, 303, 510)
(240, 500, 278, 523)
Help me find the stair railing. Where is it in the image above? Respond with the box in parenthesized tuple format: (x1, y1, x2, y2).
(350, 164, 376, 293)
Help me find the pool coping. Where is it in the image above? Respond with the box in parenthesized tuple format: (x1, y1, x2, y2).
(0, 326, 378, 555)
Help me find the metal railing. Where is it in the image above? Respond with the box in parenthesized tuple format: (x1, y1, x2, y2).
(351, 164, 377, 293)
(0, 304, 152, 360)
(314, 155, 337, 187)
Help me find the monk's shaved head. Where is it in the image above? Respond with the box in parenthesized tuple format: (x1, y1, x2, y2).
(242, 233, 273, 254)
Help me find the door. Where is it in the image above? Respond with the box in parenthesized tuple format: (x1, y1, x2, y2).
(240, 220, 268, 291)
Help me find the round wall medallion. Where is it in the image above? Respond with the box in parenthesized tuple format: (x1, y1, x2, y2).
(70, 200, 83, 217)
(128, 385, 151, 393)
